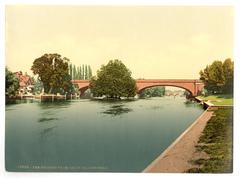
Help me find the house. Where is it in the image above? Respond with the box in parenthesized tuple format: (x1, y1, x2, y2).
(14, 71, 34, 94)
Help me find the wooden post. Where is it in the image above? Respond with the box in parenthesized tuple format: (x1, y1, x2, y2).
(52, 95, 54, 102)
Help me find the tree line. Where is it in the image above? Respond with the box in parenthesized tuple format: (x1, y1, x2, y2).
(69, 64, 92, 80)
(6, 52, 234, 98)
(199, 58, 233, 95)
(139, 86, 165, 98)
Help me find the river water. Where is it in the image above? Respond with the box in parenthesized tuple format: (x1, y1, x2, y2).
(5, 96, 204, 172)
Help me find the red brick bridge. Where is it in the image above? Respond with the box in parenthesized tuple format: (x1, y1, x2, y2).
(71, 79, 204, 97)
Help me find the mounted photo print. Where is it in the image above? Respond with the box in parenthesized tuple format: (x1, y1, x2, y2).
(5, 5, 233, 173)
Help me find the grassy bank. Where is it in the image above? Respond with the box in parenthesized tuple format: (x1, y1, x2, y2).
(196, 95, 233, 106)
(187, 108, 233, 173)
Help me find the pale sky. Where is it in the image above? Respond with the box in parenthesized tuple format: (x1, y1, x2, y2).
(5, 6, 233, 79)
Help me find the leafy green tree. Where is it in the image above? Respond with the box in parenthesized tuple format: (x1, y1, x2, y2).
(31, 53, 73, 94)
(222, 58, 233, 93)
(200, 58, 233, 94)
(89, 59, 136, 98)
(5, 67, 20, 97)
(209, 61, 225, 93)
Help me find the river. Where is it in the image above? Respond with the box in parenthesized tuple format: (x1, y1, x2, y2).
(5, 96, 204, 172)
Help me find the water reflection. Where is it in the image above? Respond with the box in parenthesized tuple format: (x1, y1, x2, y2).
(37, 101, 72, 110)
(6, 99, 34, 105)
(101, 104, 132, 116)
(38, 117, 59, 122)
(40, 126, 56, 138)
(149, 106, 164, 110)
(184, 100, 201, 108)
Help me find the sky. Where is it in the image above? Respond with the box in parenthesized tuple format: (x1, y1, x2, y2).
(5, 6, 233, 79)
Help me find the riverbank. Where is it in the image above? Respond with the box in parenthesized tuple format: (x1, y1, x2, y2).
(196, 94, 233, 106)
(143, 109, 214, 173)
(143, 96, 233, 173)
(6, 94, 80, 103)
(186, 108, 233, 173)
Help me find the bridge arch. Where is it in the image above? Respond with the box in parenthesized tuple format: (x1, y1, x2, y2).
(137, 84, 193, 96)
(79, 86, 89, 97)
(136, 79, 204, 97)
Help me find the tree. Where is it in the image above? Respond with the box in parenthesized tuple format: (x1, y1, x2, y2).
(69, 63, 73, 80)
(199, 58, 233, 94)
(77, 66, 81, 79)
(85, 65, 88, 80)
(89, 59, 136, 98)
(33, 77, 43, 94)
(222, 58, 233, 93)
(31, 53, 73, 94)
(82, 64, 85, 80)
(140, 86, 165, 97)
(5, 67, 19, 97)
(69, 64, 92, 80)
(73, 65, 76, 80)
(79, 66, 82, 79)
(88, 65, 92, 79)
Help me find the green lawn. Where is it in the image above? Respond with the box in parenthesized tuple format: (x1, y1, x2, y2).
(186, 108, 233, 173)
(196, 94, 233, 106)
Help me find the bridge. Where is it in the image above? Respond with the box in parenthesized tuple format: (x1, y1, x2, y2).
(71, 79, 204, 97)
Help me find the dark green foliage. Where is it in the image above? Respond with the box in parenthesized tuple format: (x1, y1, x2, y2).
(191, 158, 206, 165)
(222, 59, 234, 94)
(139, 86, 165, 98)
(102, 104, 132, 116)
(38, 117, 58, 122)
(31, 53, 73, 94)
(5, 67, 19, 97)
(89, 59, 136, 98)
(187, 109, 233, 173)
(200, 58, 233, 94)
